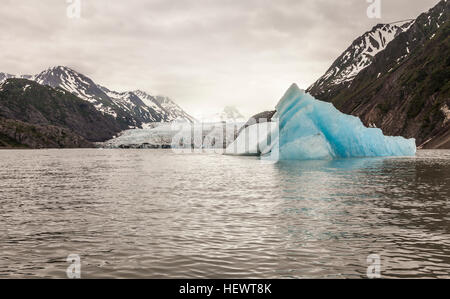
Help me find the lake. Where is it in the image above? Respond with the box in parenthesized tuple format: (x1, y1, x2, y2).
(0, 149, 449, 278)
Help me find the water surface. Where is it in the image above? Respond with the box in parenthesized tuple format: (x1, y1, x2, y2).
(0, 149, 449, 278)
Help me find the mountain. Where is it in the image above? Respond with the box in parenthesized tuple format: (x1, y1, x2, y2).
(307, 21, 414, 99)
(0, 73, 33, 82)
(307, 0, 450, 148)
(131, 91, 196, 123)
(98, 86, 168, 125)
(35, 66, 179, 127)
(221, 106, 246, 121)
(203, 106, 246, 122)
(0, 73, 15, 82)
(2, 66, 195, 128)
(34, 66, 121, 116)
(0, 78, 123, 143)
(153, 94, 197, 123)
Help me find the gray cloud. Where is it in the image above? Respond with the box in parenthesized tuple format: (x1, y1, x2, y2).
(0, 0, 440, 117)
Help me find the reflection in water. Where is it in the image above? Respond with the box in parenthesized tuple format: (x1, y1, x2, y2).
(0, 149, 449, 278)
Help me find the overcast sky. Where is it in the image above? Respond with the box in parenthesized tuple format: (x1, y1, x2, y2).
(0, 0, 440, 118)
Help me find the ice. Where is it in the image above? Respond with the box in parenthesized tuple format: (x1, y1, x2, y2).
(226, 84, 416, 160)
(225, 122, 278, 156)
(104, 122, 243, 149)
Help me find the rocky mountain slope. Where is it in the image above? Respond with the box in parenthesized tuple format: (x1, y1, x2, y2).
(1, 66, 195, 129)
(0, 78, 123, 143)
(0, 117, 93, 148)
(307, 21, 414, 99)
(153, 94, 196, 123)
(307, 0, 449, 148)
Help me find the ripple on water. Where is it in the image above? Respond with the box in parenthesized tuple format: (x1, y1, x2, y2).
(0, 149, 449, 278)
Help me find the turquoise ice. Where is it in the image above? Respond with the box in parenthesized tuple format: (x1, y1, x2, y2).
(227, 84, 416, 160)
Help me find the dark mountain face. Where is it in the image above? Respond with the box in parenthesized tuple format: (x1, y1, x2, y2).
(308, 0, 450, 148)
(0, 117, 94, 148)
(0, 79, 123, 142)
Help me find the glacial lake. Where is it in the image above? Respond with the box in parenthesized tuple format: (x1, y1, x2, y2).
(0, 149, 449, 278)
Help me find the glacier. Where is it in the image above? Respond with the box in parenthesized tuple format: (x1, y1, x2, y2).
(104, 121, 244, 150)
(226, 84, 416, 160)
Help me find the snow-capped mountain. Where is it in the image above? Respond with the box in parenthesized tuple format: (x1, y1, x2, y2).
(0, 73, 33, 82)
(3, 66, 195, 128)
(0, 73, 14, 82)
(201, 106, 246, 123)
(0, 78, 124, 143)
(307, 21, 414, 97)
(220, 106, 246, 122)
(35, 66, 121, 117)
(136, 92, 196, 123)
(98, 86, 168, 124)
(307, 0, 449, 149)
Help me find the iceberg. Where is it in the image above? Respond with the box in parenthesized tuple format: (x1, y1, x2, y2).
(226, 84, 416, 160)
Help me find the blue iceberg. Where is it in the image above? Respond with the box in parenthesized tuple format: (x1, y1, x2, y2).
(227, 84, 416, 160)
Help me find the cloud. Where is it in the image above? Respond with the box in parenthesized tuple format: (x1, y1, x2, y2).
(0, 0, 440, 117)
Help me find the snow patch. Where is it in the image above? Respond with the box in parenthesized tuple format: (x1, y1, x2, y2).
(310, 22, 413, 93)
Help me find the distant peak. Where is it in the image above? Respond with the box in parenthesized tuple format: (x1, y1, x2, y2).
(43, 66, 79, 74)
(223, 105, 239, 111)
(372, 23, 387, 29)
(368, 22, 403, 34)
(134, 90, 153, 97)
